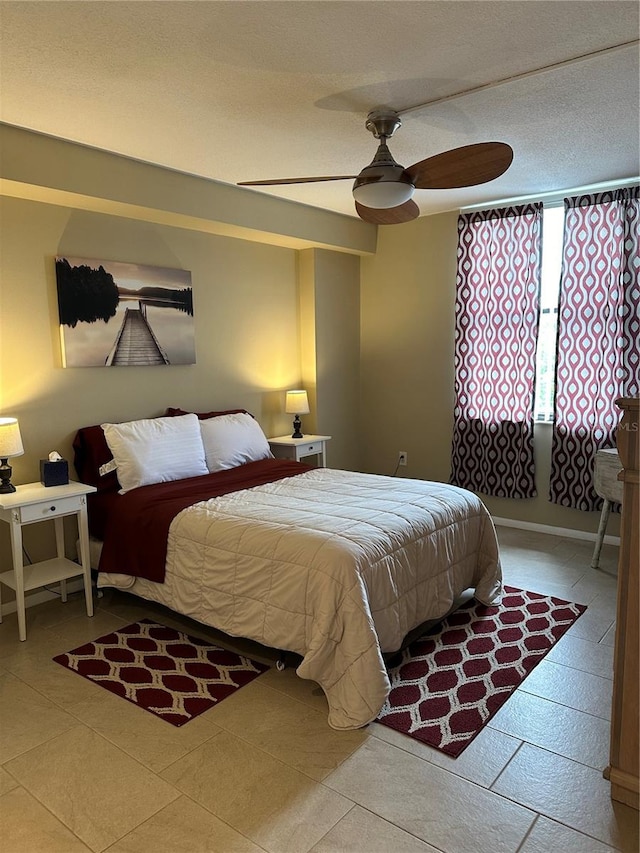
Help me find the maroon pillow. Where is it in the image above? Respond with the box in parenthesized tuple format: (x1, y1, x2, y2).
(73, 425, 119, 492)
(165, 407, 252, 419)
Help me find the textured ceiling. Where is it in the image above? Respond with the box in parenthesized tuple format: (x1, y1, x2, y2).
(1, 1, 638, 220)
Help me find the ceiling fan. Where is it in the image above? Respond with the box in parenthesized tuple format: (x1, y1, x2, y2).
(238, 108, 513, 225)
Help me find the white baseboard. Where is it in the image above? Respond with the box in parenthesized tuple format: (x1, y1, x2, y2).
(0, 577, 85, 619)
(493, 516, 621, 547)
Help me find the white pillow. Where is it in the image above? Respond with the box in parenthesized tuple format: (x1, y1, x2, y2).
(101, 413, 208, 493)
(199, 412, 273, 472)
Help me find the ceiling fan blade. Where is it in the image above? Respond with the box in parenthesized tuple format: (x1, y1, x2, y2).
(238, 175, 356, 186)
(406, 142, 513, 190)
(355, 199, 420, 225)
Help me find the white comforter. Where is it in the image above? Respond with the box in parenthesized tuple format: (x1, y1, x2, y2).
(99, 468, 502, 729)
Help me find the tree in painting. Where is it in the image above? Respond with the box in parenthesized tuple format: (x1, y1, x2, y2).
(56, 258, 120, 327)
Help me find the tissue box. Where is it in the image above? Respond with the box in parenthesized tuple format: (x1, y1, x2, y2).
(40, 459, 69, 487)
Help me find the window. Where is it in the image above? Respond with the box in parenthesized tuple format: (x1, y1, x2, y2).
(454, 184, 638, 506)
(533, 205, 564, 422)
(549, 186, 639, 509)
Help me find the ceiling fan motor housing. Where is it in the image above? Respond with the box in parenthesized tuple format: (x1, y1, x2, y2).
(352, 128, 415, 209)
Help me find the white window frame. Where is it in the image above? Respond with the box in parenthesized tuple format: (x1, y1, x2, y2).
(533, 204, 564, 422)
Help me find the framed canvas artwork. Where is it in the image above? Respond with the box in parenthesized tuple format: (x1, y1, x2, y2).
(55, 257, 195, 367)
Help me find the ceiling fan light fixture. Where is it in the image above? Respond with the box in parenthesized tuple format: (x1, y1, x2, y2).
(352, 169, 415, 209)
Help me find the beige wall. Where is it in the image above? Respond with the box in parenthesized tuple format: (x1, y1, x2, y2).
(299, 248, 360, 471)
(360, 212, 459, 480)
(359, 211, 618, 538)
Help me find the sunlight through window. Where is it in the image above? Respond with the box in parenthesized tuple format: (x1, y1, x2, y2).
(534, 205, 565, 421)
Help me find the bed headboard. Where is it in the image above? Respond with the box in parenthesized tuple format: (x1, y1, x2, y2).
(73, 425, 118, 492)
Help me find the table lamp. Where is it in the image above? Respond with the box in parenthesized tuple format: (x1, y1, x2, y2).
(285, 390, 310, 439)
(0, 417, 24, 493)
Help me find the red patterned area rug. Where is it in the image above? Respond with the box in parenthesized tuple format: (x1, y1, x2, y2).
(376, 586, 586, 757)
(54, 619, 268, 726)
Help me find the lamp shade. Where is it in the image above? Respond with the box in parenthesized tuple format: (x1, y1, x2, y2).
(0, 418, 24, 458)
(285, 390, 310, 415)
(352, 170, 415, 209)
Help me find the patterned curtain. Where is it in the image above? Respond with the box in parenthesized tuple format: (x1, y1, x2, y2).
(451, 203, 542, 498)
(549, 187, 640, 509)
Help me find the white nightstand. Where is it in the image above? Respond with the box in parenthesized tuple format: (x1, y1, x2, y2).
(0, 481, 97, 640)
(268, 435, 332, 467)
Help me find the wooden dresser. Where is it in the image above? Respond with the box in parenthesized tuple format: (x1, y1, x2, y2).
(605, 396, 639, 809)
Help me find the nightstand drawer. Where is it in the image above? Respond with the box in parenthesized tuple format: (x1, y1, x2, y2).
(298, 441, 322, 456)
(18, 495, 83, 523)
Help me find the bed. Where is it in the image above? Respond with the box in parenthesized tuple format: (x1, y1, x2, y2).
(73, 408, 502, 731)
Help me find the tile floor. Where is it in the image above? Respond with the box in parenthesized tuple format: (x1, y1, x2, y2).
(0, 527, 637, 853)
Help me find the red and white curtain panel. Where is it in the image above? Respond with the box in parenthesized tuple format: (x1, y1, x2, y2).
(549, 187, 640, 510)
(451, 204, 542, 498)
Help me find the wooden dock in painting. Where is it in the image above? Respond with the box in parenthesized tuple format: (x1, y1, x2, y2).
(105, 306, 169, 366)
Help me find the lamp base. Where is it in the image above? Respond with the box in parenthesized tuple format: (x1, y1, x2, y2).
(0, 458, 16, 493)
(291, 415, 303, 439)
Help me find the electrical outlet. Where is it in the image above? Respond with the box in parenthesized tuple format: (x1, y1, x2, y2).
(398, 451, 407, 466)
